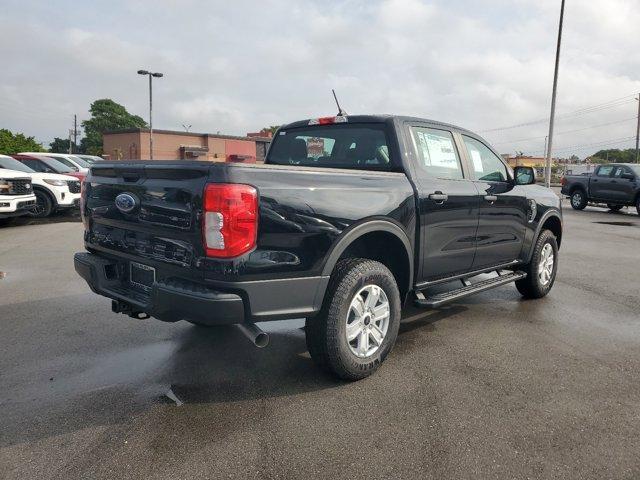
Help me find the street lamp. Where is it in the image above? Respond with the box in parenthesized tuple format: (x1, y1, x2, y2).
(137, 69, 164, 160)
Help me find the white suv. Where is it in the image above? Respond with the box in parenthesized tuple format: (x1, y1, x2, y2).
(21, 152, 90, 174)
(0, 155, 81, 218)
(0, 169, 36, 221)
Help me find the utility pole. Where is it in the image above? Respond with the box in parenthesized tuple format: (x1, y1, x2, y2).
(545, 0, 565, 187)
(137, 69, 164, 160)
(635, 94, 639, 163)
(73, 114, 78, 154)
(68, 129, 73, 154)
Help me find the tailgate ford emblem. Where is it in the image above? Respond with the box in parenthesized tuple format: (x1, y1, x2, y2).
(115, 192, 139, 213)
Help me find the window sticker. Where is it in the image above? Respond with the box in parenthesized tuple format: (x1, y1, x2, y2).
(470, 150, 484, 172)
(425, 134, 458, 169)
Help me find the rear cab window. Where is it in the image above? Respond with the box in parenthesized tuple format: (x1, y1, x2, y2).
(266, 122, 394, 171)
(409, 126, 463, 180)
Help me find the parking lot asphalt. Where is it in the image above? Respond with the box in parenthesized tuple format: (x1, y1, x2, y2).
(1, 204, 639, 480)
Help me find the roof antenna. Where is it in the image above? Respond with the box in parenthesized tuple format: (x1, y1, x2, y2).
(332, 89, 347, 116)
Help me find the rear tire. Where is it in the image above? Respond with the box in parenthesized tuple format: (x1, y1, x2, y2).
(515, 229, 558, 299)
(30, 190, 53, 218)
(305, 258, 401, 381)
(607, 204, 623, 212)
(570, 190, 587, 210)
(636, 197, 640, 216)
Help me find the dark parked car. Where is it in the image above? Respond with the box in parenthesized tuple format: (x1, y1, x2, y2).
(74, 115, 562, 380)
(561, 163, 640, 214)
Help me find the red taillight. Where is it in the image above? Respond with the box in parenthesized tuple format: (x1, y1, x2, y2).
(560, 177, 567, 186)
(80, 181, 88, 229)
(203, 183, 258, 258)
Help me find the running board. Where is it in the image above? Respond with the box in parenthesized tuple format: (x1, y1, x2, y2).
(414, 271, 527, 308)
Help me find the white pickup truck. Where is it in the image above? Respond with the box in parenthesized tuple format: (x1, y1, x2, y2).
(0, 169, 36, 221)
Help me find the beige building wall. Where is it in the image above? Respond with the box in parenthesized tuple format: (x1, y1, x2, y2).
(102, 131, 142, 160)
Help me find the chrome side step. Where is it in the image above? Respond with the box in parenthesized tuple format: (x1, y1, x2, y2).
(414, 271, 527, 308)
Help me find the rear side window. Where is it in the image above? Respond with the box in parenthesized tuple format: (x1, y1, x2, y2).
(47, 156, 78, 171)
(266, 124, 392, 171)
(410, 127, 463, 180)
(462, 136, 509, 182)
(597, 165, 614, 177)
(21, 159, 49, 173)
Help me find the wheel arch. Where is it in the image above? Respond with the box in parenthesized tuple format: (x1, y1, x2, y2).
(33, 185, 57, 206)
(320, 219, 414, 303)
(527, 210, 562, 262)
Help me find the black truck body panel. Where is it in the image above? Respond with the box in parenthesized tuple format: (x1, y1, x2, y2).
(76, 115, 562, 326)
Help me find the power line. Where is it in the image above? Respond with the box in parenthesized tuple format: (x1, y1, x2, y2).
(478, 94, 637, 133)
(492, 117, 638, 146)
(527, 135, 636, 155)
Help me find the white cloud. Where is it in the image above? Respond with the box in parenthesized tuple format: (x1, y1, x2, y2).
(0, 0, 638, 157)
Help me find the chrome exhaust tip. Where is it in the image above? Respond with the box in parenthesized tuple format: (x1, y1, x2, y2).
(236, 323, 269, 348)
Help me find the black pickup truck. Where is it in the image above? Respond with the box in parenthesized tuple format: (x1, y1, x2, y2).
(75, 115, 562, 380)
(561, 163, 640, 214)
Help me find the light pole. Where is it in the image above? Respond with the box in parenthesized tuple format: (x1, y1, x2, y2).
(545, 0, 565, 187)
(635, 94, 639, 163)
(137, 69, 164, 160)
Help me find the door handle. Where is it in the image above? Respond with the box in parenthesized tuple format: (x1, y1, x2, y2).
(429, 192, 448, 204)
(484, 195, 498, 203)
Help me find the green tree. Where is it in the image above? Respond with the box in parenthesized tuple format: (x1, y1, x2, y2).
(259, 125, 280, 136)
(591, 148, 636, 163)
(81, 99, 147, 155)
(0, 129, 44, 154)
(49, 137, 74, 153)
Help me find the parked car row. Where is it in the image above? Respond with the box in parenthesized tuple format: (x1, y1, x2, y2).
(0, 153, 86, 220)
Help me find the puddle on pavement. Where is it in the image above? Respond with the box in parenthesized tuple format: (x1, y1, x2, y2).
(592, 221, 636, 227)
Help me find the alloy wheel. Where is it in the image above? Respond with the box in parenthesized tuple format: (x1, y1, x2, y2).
(345, 285, 390, 358)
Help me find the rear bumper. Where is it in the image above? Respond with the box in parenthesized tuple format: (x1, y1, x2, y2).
(74, 251, 329, 325)
(74, 252, 244, 325)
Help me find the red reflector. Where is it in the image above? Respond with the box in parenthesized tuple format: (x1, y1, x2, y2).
(203, 183, 258, 258)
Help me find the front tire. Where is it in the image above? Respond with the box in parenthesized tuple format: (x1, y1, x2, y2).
(30, 190, 53, 218)
(305, 258, 401, 381)
(515, 229, 558, 299)
(636, 197, 640, 216)
(570, 190, 587, 210)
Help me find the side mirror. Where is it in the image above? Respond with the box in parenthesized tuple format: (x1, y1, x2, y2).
(621, 172, 635, 180)
(514, 166, 536, 185)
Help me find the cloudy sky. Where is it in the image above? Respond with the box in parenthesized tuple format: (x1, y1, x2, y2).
(1, 0, 639, 157)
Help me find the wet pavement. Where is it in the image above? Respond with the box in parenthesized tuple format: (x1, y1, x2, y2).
(1, 205, 639, 479)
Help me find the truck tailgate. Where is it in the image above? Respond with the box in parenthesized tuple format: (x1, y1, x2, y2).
(84, 162, 211, 274)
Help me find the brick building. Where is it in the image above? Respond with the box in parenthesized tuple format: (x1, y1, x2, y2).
(102, 128, 272, 162)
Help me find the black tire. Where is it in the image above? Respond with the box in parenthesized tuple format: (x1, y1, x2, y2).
(305, 258, 401, 381)
(515, 229, 559, 299)
(30, 190, 53, 218)
(607, 204, 623, 212)
(636, 197, 640, 216)
(570, 189, 587, 210)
